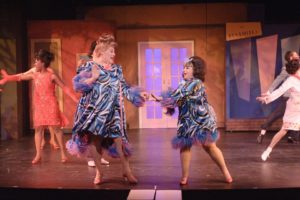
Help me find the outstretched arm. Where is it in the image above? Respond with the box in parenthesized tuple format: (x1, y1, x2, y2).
(119, 66, 148, 107)
(52, 73, 79, 103)
(0, 69, 34, 85)
(257, 76, 293, 104)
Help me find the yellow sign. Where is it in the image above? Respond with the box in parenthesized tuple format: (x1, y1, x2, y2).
(226, 22, 262, 41)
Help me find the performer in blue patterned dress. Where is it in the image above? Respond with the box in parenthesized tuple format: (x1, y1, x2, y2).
(152, 56, 232, 185)
(66, 33, 148, 185)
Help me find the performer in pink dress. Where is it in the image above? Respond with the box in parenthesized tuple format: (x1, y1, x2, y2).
(0, 49, 78, 164)
(22, 67, 61, 150)
(257, 59, 300, 161)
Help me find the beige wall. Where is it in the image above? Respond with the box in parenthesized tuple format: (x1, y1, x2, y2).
(86, 3, 247, 26)
(86, 3, 247, 128)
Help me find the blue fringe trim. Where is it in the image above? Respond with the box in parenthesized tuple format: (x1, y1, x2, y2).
(65, 134, 89, 158)
(107, 142, 132, 158)
(72, 71, 93, 93)
(172, 129, 219, 149)
(128, 87, 146, 107)
(160, 88, 176, 116)
(172, 137, 196, 149)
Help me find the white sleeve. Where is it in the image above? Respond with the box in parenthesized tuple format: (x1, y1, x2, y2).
(265, 77, 293, 104)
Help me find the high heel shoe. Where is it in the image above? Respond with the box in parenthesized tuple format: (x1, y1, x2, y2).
(123, 173, 138, 184)
(61, 157, 68, 163)
(256, 133, 264, 144)
(32, 157, 41, 164)
(94, 174, 103, 185)
(179, 177, 188, 185)
(50, 142, 60, 150)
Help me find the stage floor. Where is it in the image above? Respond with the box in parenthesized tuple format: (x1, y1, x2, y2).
(1, 128, 300, 199)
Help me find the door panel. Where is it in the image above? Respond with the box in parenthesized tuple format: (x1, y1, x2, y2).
(138, 41, 194, 128)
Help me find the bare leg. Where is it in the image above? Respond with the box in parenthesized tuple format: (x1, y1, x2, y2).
(114, 137, 137, 184)
(203, 143, 232, 183)
(49, 126, 67, 162)
(261, 129, 288, 161)
(49, 128, 59, 150)
(41, 129, 46, 150)
(269, 129, 288, 148)
(32, 126, 44, 164)
(89, 135, 103, 184)
(180, 147, 191, 185)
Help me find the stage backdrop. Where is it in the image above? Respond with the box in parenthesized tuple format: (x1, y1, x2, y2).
(0, 39, 18, 140)
(226, 24, 300, 131)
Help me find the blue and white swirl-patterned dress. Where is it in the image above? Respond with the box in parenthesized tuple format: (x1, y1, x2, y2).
(161, 78, 218, 149)
(67, 62, 144, 158)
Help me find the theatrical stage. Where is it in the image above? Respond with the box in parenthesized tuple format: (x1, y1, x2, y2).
(1, 128, 300, 200)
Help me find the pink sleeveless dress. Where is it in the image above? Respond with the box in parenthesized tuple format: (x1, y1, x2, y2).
(32, 71, 67, 127)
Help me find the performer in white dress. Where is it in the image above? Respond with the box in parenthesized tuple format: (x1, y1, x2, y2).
(257, 59, 300, 161)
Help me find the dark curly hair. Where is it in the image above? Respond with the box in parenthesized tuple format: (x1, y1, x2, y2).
(185, 56, 206, 82)
(286, 59, 300, 75)
(35, 49, 54, 68)
(284, 51, 298, 62)
(88, 41, 97, 58)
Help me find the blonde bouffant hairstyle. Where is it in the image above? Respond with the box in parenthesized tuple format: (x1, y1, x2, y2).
(93, 33, 117, 57)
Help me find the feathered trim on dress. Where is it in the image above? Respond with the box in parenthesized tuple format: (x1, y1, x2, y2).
(65, 134, 132, 158)
(160, 88, 176, 115)
(107, 142, 132, 158)
(127, 87, 146, 107)
(72, 71, 93, 93)
(172, 128, 219, 149)
(65, 134, 90, 158)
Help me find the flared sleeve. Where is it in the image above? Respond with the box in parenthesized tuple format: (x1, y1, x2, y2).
(72, 62, 94, 93)
(265, 76, 294, 104)
(118, 65, 146, 107)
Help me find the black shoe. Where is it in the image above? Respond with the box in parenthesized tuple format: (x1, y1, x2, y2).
(257, 134, 264, 144)
(287, 136, 297, 144)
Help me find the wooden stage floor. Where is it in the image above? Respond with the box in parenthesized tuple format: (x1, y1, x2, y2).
(1, 128, 300, 199)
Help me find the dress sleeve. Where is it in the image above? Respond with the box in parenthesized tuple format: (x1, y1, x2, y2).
(72, 63, 93, 93)
(118, 65, 145, 107)
(161, 79, 201, 107)
(266, 76, 293, 104)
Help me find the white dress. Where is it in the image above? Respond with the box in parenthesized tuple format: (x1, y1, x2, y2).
(265, 75, 300, 130)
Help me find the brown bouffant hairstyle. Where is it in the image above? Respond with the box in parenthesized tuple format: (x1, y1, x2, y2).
(93, 33, 117, 57)
(35, 49, 54, 68)
(286, 59, 300, 75)
(185, 56, 206, 82)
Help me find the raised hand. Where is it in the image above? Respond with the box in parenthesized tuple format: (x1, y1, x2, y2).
(83, 64, 100, 85)
(0, 69, 9, 85)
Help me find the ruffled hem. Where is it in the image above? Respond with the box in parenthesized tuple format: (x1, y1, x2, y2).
(171, 129, 219, 149)
(65, 134, 90, 158)
(282, 122, 300, 130)
(65, 134, 132, 158)
(107, 142, 132, 158)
